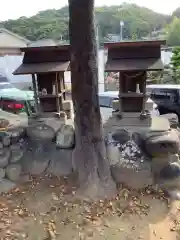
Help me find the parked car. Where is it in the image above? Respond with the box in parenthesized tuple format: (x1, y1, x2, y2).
(99, 91, 160, 122)
(147, 84, 180, 121)
(0, 82, 34, 116)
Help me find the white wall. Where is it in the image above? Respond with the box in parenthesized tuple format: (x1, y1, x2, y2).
(0, 32, 28, 48)
(161, 50, 172, 65)
(0, 55, 31, 82)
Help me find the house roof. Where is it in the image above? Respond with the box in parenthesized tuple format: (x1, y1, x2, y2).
(0, 28, 31, 44)
(27, 39, 57, 48)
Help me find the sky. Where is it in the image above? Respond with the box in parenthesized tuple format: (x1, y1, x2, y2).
(0, 0, 179, 21)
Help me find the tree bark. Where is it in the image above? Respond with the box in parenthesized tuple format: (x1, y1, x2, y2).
(68, 0, 116, 200)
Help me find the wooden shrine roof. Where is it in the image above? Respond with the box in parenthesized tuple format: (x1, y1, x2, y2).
(13, 44, 70, 75)
(104, 40, 166, 71)
(104, 40, 166, 49)
(105, 58, 164, 71)
(13, 61, 70, 75)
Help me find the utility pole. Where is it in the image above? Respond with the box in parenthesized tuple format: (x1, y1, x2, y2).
(95, 21, 100, 53)
(120, 20, 124, 41)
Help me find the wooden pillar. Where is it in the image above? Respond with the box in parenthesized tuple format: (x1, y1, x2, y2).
(62, 72, 66, 100)
(140, 71, 147, 118)
(118, 72, 122, 118)
(59, 72, 63, 110)
(32, 73, 40, 114)
(55, 72, 61, 113)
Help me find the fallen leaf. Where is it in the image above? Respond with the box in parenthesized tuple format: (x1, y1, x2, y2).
(52, 193, 59, 201)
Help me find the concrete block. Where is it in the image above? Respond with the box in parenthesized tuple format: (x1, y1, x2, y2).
(62, 100, 73, 111)
(112, 100, 119, 111)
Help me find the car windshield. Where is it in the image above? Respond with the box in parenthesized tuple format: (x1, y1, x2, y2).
(0, 83, 14, 90)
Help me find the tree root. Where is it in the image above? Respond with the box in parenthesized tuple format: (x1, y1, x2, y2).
(74, 175, 117, 201)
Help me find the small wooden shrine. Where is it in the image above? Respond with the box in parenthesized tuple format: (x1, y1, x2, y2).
(104, 40, 166, 119)
(13, 45, 70, 115)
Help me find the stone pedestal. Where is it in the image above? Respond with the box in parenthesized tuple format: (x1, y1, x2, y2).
(112, 98, 154, 113)
(104, 114, 170, 135)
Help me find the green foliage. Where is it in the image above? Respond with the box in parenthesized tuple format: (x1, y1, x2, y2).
(132, 32, 138, 41)
(170, 46, 180, 83)
(172, 7, 180, 18)
(167, 17, 180, 46)
(0, 3, 170, 42)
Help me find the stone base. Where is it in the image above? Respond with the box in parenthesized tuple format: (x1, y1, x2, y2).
(104, 115, 170, 135)
(112, 98, 154, 112)
(112, 111, 151, 126)
(54, 111, 67, 122)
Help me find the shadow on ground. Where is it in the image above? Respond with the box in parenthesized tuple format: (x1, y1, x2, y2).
(0, 174, 179, 240)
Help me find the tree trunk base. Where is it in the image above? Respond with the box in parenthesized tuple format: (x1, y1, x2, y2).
(75, 175, 117, 201)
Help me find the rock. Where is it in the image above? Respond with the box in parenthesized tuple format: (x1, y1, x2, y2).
(154, 162, 180, 190)
(7, 127, 25, 143)
(106, 141, 121, 166)
(106, 130, 132, 166)
(111, 161, 153, 189)
(106, 133, 153, 189)
(0, 168, 5, 179)
(159, 162, 180, 180)
(111, 129, 130, 145)
(0, 149, 10, 168)
(132, 132, 144, 149)
(0, 179, 16, 194)
(21, 140, 54, 175)
(24, 158, 50, 175)
(160, 113, 179, 129)
(22, 148, 50, 175)
(143, 129, 180, 157)
(10, 146, 24, 163)
(6, 164, 22, 181)
(170, 154, 180, 162)
(56, 124, 75, 149)
(47, 149, 73, 177)
(106, 131, 147, 166)
(151, 154, 180, 174)
(2, 135, 11, 147)
(0, 118, 9, 129)
(26, 123, 55, 141)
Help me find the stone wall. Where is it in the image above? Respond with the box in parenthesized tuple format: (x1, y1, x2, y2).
(106, 125, 180, 199)
(1, 114, 180, 199)
(0, 122, 75, 194)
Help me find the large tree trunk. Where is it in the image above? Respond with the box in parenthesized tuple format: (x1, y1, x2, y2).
(68, 0, 116, 200)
